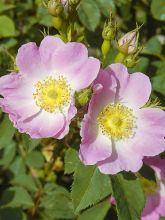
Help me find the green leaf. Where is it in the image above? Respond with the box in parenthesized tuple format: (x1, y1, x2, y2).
(110, 173, 145, 220)
(0, 2, 15, 13)
(152, 60, 164, 69)
(22, 134, 41, 153)
(135, 4, 147, 24)
(129, 57, 149, 73)
(142, 36, 162, 55)
(9, 157, 26, 175)
(95, 0, 116, 16)
(78, 0, 101, 31)
(0, 15, 16, 38)
(71, 164, 111, 213)
(44, 183, 69, 195)
(39, 183, 75, 219)
(0, 208, 27, 220)
(0, 186, 34, 209)
(152, 61, 165, 75)
(0, 48, 14, 76)
(0, 115, 15, 149)
(2, 38, 18, 49)
(78, 200, 110, 220)
(25, 151, 44, 168)
(37, 2, 53, 27)
(64, 148, 80, 174)
(0, 142, 16, 167)
(11, 174, 38, 192)
(152, 73, 165, 96)
(151, 61, 165, 95)
(151, 0, 165, 21)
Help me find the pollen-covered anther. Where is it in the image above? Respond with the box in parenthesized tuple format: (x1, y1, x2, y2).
(33, 75, 71, 113)
(97, 103, 136, 140)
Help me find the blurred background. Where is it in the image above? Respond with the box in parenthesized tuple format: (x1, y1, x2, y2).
(0, 0, 165, 219)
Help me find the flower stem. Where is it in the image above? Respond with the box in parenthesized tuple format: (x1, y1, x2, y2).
(114, 52, 126, 63)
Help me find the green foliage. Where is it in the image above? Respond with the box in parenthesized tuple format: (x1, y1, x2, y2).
(78, 0, 101, 31)
(36, 0, 53, 27)
(71, 163, 111, 213)
(0, 2, 15, 13)
(39, 183, 75, 220)
(153, 74, 165, 96)
(78, 0, 116, 31)
(0, 142, 16, 167)
(0, 186, 34, 209)
(151, 0, 165, 21)
(11, 174, 38, 192)
(25, 151, 44, 168)
(22, 134, 41, 153)
(64, 148, 80, 174)
(65, 149, 112, 215)
(95, 0, 115, 17)
(142, 36, 162, 56)
(0, 208, 27, 220)
(110, 173, 145, 220)
(0, 15, 15, 38)
(9, 157, 26, 175)
(79, 200, 111, 220)
(152, 61, 165, 96)
(0, 115, 15, 149)
(130, 57, 149, 73)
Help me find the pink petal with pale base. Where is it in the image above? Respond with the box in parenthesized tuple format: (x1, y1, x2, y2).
(108, 64, 151, 108)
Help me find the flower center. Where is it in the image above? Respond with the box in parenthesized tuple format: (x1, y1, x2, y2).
(139, 176, 159, 194)
(33, 76, 71, 113)
(97, 103, 136, 140)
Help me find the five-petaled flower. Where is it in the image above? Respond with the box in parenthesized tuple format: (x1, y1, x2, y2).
(0, 36, 100, 139)
(141, 156, 165, 220)
(79, 63, 165, 174)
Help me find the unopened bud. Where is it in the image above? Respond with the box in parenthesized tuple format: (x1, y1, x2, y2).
(61, 0, 69, 12)
(48, 0, 64, 17)
(75, 87, 92, 107)
(118, 30, 138, 55)
(102, 19, 117, 41)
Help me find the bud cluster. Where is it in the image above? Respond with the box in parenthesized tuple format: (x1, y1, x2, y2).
(115, 25, 143, 67)
(48, 0, 64, 17)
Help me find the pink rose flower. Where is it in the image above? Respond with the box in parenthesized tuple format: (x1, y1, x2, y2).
(141, 156, 165, 220)
(0, 36, 100, 139)
(79, 63, 165, 174)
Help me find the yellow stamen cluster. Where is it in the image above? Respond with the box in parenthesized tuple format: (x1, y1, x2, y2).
(33, 76, 71, 113)
(97, 103, 136, 140)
